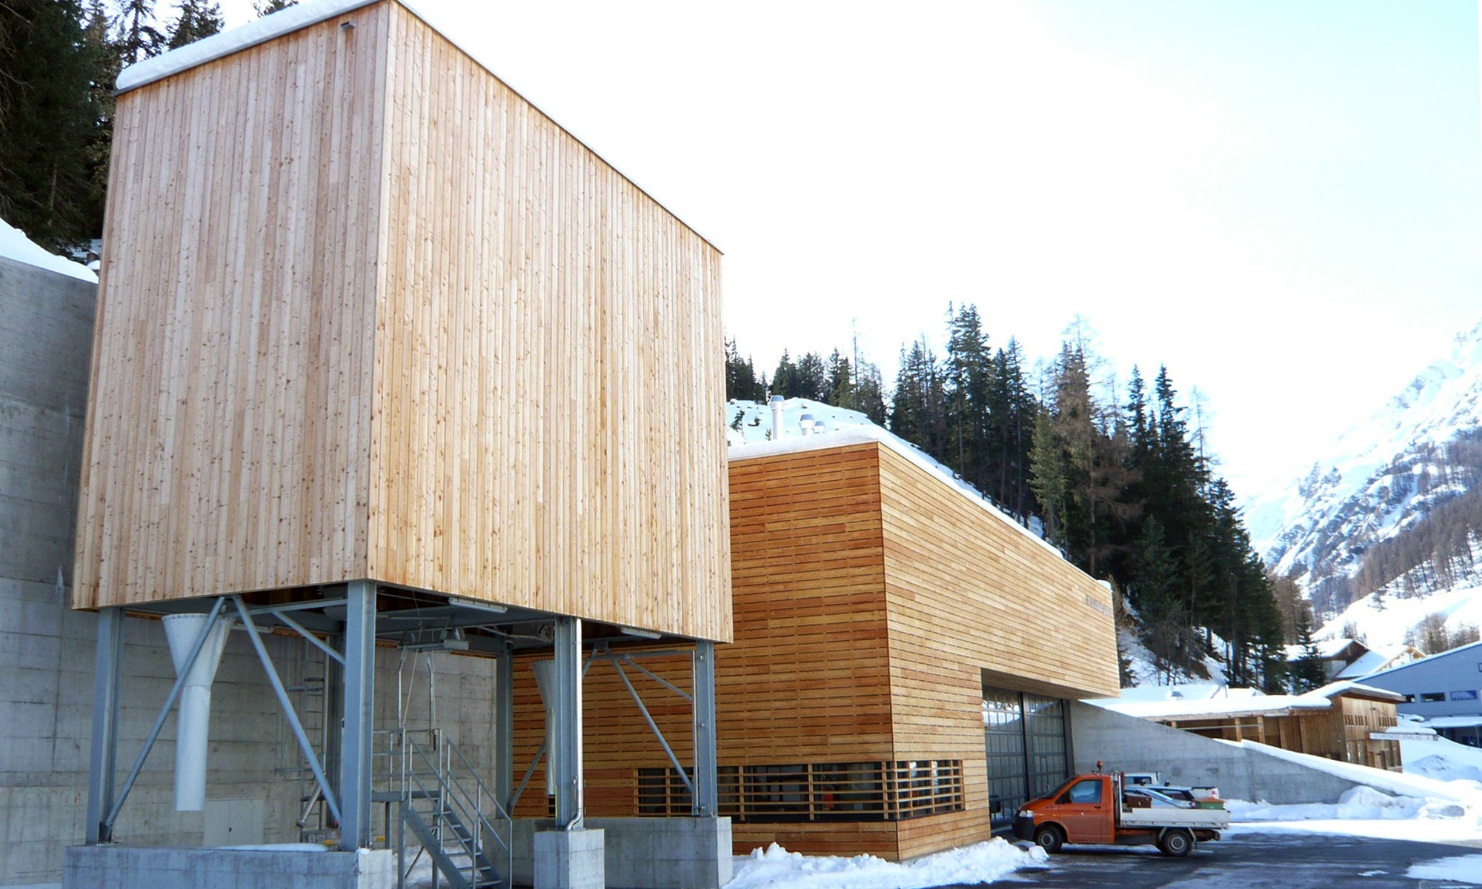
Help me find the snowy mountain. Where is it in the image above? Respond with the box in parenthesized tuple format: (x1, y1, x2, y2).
(1246, 318, 1482, 626)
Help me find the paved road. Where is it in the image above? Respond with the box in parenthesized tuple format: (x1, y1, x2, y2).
(944, 831, 1482, 888)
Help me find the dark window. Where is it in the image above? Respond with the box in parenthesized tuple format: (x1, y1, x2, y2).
(1420, 692, 1446, 703)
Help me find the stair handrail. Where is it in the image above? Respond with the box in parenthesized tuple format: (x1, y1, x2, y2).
(403, 733, 513, 888)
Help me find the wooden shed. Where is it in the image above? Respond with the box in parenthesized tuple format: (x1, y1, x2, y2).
(73, 0, 729, 641)
(509, 429, 1120, 860)
(1150, 683, 1404, 770)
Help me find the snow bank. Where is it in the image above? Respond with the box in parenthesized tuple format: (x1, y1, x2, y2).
(1408, 854, 1482, 885)
(726, 840, 1045, 889)
(0, 217, 96, 282)
(1227, 785, 1462, 823)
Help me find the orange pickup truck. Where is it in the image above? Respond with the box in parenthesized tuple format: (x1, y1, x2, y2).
(1012, 771, 1229, 857)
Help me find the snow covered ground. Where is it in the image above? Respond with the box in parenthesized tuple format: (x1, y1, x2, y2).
(725, 840, 1046, 889)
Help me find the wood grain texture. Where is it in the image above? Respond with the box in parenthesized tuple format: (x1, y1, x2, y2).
(73, 0, 731, 642)
(368, 4, 728, 638)
(75, 5, 392, 608)
(875, 442, 1119, 857)
(522, 440, 1119, 860)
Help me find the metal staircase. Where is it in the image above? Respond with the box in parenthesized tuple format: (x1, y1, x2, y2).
(378, 729, 512, 889)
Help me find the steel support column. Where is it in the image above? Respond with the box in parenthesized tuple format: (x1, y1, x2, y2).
(495, 641, 514, 808)
(85, 607, 124, 844)
(551, 616, 583, 830)
(693, 640, 718, 817)
(338, 580, 376, 849)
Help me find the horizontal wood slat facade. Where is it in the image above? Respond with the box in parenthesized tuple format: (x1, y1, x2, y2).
(528, 440, 1118, 860)
(75, 1, 730, 641)
(877, 442, 1118, 857)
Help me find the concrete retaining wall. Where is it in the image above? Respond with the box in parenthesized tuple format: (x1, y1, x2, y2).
(1070, 701, 1366, 804)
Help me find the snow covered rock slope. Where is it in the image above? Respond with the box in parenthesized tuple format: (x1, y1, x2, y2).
(1247, 319, 1482, 620)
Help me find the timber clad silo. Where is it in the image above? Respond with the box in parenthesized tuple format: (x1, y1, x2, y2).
(73, 0, 730, 641)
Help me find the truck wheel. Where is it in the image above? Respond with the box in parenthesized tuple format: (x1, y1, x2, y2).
(1158, 828, 1193, 857)
(1033, 824, 1064, 854)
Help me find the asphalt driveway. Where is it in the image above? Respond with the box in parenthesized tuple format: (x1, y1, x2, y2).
(944, 830, 1482, 888)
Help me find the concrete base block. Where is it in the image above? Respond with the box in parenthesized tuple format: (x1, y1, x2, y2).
(62, 845, 396, 889)
(518, 818, 733, 889)
(534, 828, 605, 889)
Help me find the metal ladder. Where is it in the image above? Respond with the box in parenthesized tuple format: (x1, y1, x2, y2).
(378, 729, 512, 889)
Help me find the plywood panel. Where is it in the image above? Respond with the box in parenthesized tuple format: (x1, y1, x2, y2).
(369, 5, 729, 640)
(74, 5, 393, 608)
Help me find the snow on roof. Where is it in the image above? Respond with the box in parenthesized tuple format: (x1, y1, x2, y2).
(113, 0, 718, 251)
(1087, 680, 1400, 721)
(116, 0, 375, 92)
(1308, 680, 1405, 703)
(1419, 715, 1482, 729)
(1364, 638, 1482, 682)
(0, 217, 97, 282)
(1087, 690, 1332, 721)
(729, 422, 1064, 559)
(1336, 647, 1414, 680)
(1289, 637, 1366, 660)
(1111, 684, 1261, 704)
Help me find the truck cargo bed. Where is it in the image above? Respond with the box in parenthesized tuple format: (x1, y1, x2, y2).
(1119, 806, 1230, 830)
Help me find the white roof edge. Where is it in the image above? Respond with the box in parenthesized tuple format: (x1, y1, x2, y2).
(113, 0, 722, 253)
(116, 0, 381, 93)
(730, 426, 1070, 561)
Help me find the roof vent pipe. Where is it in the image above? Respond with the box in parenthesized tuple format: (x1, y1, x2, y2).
(770, 395, 785, 440)
(162, 613, 235, 812)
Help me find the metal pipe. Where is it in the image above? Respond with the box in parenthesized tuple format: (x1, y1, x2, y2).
(770, 394, 785, 440)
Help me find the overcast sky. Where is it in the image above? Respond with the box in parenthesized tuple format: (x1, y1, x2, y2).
(217, 0, 1482, 503)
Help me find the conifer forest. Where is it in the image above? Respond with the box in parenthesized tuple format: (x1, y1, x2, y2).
(0, 0, 290, 251)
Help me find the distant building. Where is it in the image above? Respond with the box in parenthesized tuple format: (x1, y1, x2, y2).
(1360, 640, 1482, 747)
(1089, 681, 1404, 770)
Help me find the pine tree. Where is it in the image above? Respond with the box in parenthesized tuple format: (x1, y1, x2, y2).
(724, 338, 764, 402)
(114, 0, 165, 65)
(889, 339, 945, 457)
(1291, 607, 1326, 692)
(0, 0, 101, 248)
(986, 339, 1037, 517)
(255, 0, 298, 15)
(943, 304, 993, 493)
(166, 0, 223, 50)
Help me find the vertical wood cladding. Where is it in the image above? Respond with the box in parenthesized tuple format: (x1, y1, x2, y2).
(74, 1, 730, 642)
(76, 5, 392, 608)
